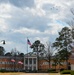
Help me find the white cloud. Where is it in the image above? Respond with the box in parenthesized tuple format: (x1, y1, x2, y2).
(0, 3, 12, 32)
(44, 22, 64, 35)
(0, 3, 11, 13)
(13, 27, 41, 35)
(0, 0, 73, 54)
(0, 3, 12, 18)
(12, 23, 63, 36)
(34, 37, 49, 44)
(0, 19, 9, 32)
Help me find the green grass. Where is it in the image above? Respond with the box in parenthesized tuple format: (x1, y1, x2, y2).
(60, 70, 71, 74)
(60, 70, 74, 75)
(71, 71, 74, 75)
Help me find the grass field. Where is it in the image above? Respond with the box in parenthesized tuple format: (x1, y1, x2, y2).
(0, 73, 22, 75)
(0, 73, 61, 75)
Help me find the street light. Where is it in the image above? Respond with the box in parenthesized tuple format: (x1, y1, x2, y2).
(1, 40, 5, 45)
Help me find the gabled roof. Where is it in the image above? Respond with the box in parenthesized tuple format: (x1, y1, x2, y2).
(24, 52, 37, 57)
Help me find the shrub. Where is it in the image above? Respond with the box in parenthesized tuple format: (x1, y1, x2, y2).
(60, 70, 71, 74)
(0, 69, 6, 72)
(60, 68, 64, 71)
(61, 70, 74, 75)
(47, 69, 58, 73)
(71, 71, 74, 75)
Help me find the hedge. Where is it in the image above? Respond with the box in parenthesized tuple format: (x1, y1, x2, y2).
(61, 70, 74, 75)
(71, 71, 74, 75)
(60, 70, 71, 74)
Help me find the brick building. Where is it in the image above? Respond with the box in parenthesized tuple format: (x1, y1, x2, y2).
(24, 48, 74, 71)
(0, 49, 74, 71)
(0, 56, 23, 71)
(69, 48, 74, 70)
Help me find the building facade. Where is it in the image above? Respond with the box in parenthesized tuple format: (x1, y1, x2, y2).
(23, 48, 74, 71)
(0, 56, 23, 71)
(0, 49, 74, 72)
(24, 52, 38, 71)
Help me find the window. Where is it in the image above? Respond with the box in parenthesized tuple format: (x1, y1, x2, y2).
(0, 62, 1, 64)
(29, 58, 32, 64)
(25, 66, 28, 70)
(2, 62, 5, 64)
(25, 58, 28, 64)
(33, 58, 36, 64)
(43, 62, 49, 65)
(33, 66, 36, 70)
(29, 66, 32, 70)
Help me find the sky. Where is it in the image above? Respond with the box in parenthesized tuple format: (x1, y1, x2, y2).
(0, 0, 74, 54)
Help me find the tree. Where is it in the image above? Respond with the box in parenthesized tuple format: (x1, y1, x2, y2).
(67, 20, 74, 39)
(52, 54, 59, 70)
(66, 8, 74, 39)
(30, 40, 45, 71)
(52, 27, 72, 69)
(45, 42, 54, 70)
(0, 46, 5, 56)
(18, 53, 24, 57)
(52, 52, 65, 70)
(11, 48, 19, 56)
(30, 40, 45, 53)
(5, 52, 12, 56)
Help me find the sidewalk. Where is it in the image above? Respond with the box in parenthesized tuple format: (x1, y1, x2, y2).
(0, 73, 61, 75)
(49, 73, 60, 75)
(21, 73, 61, 75)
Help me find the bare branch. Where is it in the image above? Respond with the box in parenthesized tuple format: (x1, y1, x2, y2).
(70, 8, 74, 15)
(66, 20, 74, 28)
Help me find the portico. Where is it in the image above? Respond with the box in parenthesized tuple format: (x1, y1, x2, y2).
(24, 52, 38, 71)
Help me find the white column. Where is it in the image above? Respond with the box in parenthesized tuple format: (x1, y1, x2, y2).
(28, 57, 29, 70)
(36, 57, 38, 70)
(24, 58, 25, 70)
(32, 58, 33, 71)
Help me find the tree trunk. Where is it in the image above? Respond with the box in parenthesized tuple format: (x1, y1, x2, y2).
(66, 59, 68, 70)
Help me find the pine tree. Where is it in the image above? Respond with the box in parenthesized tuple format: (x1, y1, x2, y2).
(53, 27, 72, 69)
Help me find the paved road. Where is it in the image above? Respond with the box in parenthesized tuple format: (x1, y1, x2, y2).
(21, 73, 61, 75)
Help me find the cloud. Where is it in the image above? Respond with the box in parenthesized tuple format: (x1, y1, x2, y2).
(0, 0, 74, 54)
(4, 5, 51, 32)
(42, 3, 60, 14)
(0, 0, 35, 8)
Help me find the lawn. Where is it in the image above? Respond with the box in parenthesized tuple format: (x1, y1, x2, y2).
(0, 73, 23, 75)
(0, 73, 61, 75)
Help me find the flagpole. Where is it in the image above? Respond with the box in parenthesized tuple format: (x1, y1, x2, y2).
(27, 37, 28, 57)
(27, 37, 29, 71)
(26, 38, 32, 71)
